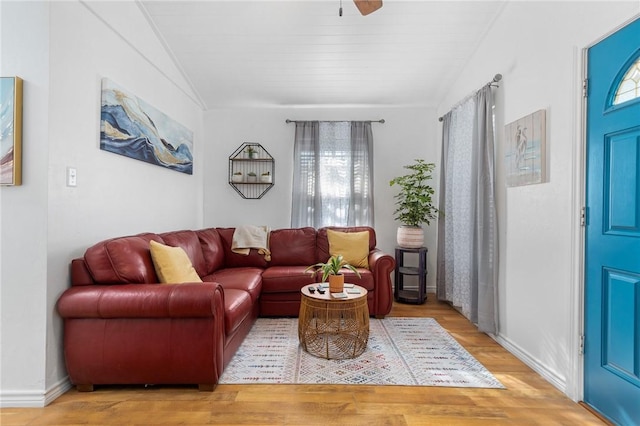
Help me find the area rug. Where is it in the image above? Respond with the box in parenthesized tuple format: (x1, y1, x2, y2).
(219, 317, 504, 388)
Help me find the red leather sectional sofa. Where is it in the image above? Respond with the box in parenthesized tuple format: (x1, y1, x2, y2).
(57, 226, 395, 391)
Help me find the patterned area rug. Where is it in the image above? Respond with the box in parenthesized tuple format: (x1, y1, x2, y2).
(219, 317, 504, 388)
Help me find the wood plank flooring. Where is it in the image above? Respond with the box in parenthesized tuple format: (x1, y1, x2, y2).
(1, 295, 607, 425)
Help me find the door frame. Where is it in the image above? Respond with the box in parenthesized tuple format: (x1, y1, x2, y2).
(571, 13, 640, 404)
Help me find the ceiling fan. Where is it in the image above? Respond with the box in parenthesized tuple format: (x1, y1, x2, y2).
(339, 0, 383, 16)
(353, 0, 383, 16)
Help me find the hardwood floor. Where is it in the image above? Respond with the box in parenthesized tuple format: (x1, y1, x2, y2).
(1, 295, 607, 425)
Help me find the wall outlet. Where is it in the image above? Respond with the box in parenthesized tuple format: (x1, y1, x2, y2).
(66, 167, 77, 187)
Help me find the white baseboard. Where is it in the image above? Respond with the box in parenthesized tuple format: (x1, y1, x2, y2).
(493, 333, 567, 393)
(0, 377, 72, 408)
(45, 377, 72, 406)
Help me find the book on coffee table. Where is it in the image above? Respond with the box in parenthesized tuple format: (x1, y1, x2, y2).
(319, 283, 355, 289)
(331, 292, 348, 299)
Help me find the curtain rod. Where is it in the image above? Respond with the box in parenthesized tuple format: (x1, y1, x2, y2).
(285, 119, 385, 124)
(438, 73, 502, 122)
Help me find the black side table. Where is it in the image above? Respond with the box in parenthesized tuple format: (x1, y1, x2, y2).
(394, 246, 428, 304)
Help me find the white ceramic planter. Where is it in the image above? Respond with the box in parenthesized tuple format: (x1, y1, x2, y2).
(260, 175, 272, 183)
(396, 226, 424, 248)
(231, 174, 243, 183)
(247, 175, 257, 183)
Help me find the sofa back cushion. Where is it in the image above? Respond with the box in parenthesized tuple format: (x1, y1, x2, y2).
(268, 227, 317, 266)
(84, 233, 163, 284)
(197, 228, 225, 275)
(159, 230, 208, 277)
(316, 227, 376, 263)
(216, 228, 269, 268)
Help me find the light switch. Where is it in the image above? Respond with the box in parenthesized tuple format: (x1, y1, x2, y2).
(67, 167, 77, 187)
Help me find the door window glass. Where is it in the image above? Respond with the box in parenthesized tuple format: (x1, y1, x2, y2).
(613, 56, 640, 105)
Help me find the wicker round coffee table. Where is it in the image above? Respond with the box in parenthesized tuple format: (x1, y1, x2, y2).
(298, 284, 369, 359)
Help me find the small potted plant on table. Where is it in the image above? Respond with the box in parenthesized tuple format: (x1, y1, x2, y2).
(305, 254, 361, 293)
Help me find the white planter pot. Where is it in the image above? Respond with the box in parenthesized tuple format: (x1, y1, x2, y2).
(231, 174, 243, 183)
(396, 226, 424, 248)
(247, 175, 257, 183)
(260, 175, 272, 183)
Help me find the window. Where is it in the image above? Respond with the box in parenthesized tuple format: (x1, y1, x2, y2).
(291, 121, 374, 228)
(613, 56, 640, 105)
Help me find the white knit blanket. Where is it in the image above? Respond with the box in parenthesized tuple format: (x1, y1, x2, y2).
(231, 225, 271, 261)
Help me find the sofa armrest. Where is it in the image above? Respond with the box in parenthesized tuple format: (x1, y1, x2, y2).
(57, 282, 223, 319)
(58, 281, 226, 391)
(368, 248, 394, 271)
(368, 249, 396, 316)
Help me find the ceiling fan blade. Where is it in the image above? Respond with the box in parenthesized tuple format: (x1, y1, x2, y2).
(353, 0, 383, 16)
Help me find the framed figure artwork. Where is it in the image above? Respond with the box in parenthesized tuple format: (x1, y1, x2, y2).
(505, 109, 547, 187)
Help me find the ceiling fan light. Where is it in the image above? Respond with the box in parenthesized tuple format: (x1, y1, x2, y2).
(353, 0, 383, 16)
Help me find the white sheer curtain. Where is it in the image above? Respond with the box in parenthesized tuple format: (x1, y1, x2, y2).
(436, 85, 498, 334)
(291, 121, 374, 228)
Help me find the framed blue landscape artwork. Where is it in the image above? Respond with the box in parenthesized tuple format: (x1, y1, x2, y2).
(0, 76, 23, 186)
(100, 78, 194, 174)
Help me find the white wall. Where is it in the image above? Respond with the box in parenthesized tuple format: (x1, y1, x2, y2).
(1, 1, 204, 407)
(203, 106, 440, 283)
(0, 0, 51, 407)
(436, 1, 639, 399)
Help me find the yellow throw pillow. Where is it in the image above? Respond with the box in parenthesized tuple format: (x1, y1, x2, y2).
(149, 240, 203, 284)
(327, 229, 369, 269)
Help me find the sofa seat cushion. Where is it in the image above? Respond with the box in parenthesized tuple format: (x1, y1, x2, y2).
(202, 267, 263, 303)
(222, 288, 253, 335)
(259, 292, 305, 317)
(261, 266, 317, 293)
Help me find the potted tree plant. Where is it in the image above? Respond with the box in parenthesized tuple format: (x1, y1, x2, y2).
(389, 159, 439, 248)
(305, 254, 361, 293)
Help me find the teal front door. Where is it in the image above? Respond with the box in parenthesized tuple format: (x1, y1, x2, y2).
(585, 17, 640, 425)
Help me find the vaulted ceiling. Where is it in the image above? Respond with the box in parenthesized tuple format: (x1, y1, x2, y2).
(139, 1, 506, 109)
